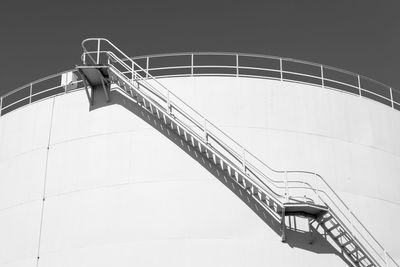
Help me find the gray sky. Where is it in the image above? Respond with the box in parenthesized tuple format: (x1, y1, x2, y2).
(0, 0, 399, 96)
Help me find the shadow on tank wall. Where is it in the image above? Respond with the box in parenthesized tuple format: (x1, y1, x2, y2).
(88, 86, 353, 267)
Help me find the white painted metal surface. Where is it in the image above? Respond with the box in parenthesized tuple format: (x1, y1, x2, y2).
(0, 73, 399, 266)
(0, 40, 400, 266)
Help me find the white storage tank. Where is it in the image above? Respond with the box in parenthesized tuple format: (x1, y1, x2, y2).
(0, 39, 398, 267)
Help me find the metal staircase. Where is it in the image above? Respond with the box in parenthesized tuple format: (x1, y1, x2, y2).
(77, 38, 398, 267)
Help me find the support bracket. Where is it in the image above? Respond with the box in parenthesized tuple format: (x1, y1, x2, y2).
(281, 206, 286, 242)
(76, 65, 110, 105)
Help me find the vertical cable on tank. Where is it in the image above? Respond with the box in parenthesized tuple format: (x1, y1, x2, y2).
(36, 97, 56, 267)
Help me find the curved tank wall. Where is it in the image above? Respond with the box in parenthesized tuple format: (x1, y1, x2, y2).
(0, 75, 399, 266)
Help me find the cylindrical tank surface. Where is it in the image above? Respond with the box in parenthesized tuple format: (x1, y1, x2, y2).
(0, 68, 399, 266)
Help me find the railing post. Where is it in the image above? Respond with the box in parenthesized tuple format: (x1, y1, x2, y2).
(131, 61, 136, 82)
(191, 54, 194, 76)
(236, 54, 239, 77)
(64, 77, 67, 93)
(358, 75, 361, 96)
(284, 171, 288, 203)
(146, 57, 149, 79)
(83, 53, 86, 65)
(29, 83, 33, 103)
(349, 208, 354, 237)
(321, 65, 324, 88)
(390, 87, 394, 108)
(203, 118, 208, 142)
(242, 147, 246, 173)
(280, 58, 283, 81)
(166, 90, 171, 114)
(96, 39, 101, 64)
(384, 250, 388, 267)
(314, 172, 319, 204)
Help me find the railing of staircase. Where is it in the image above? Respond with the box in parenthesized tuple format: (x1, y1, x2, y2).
(81, 38, 398, 267)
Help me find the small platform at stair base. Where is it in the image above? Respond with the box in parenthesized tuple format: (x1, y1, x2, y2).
(282, 202, 328, 219)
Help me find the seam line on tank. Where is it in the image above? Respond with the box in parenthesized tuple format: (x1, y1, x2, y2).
(44, 178, 214, 199)
(0, 199, 41, 212)
(336, 190, 400, 207)
(0, 179, 217, 213)
(220, 124, 400, 159)
(0, 146, 47, 165)
(45, 125, 400, 160)
(49, 128, 154, 147)
(36, 97, 55, 266)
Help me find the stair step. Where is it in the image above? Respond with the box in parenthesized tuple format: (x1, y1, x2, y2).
(169, 119, 175, 130)
(228, 167, 236, 178)
(221, 160, 229, 171)
(184, 132, 192, 142)
(198, 143, 207, 154)
(334, 231, 347, 240)
(163, 114, 171, 125)
(178, 127, 185, 137)
(259, 191, 267, 202)
(251, 186, 259, 196)
(327, 223, 340, 232)
(341, 239, 353, 247)
(356, 255, 366, 262)
(151, 104, 158, 115)
(205, 149, 213, 159)
(191, 137, 199, 148)
(214, 155, 221, 166)
(144, 99, 151, 108)
(348, 247, 359, 255)
(155, 109, 161, 119)
(174, 125, 182, 136)
(320, 215, 334, 224)
(244, 179, 252, 190)
(147, 103, 154, 113)
(237, 174, 244, 185)
(137, 95, 144, 104)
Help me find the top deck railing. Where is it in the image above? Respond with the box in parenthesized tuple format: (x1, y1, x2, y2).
(0, 69, 84, 116)
(1, 51, 400, 117)
(126, 52, 400, 111)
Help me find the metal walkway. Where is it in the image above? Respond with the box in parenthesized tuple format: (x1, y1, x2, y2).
(77, 38, 398, 267)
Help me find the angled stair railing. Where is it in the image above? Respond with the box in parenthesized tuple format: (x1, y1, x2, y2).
(78, 38, 398, 267)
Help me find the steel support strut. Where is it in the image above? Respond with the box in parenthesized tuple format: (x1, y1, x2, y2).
(281, 207, 286, 242)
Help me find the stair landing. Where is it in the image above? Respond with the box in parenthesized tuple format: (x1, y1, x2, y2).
(283, 202, 328, 219)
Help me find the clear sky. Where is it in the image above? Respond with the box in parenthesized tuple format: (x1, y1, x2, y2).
(0, 0, 399, 96)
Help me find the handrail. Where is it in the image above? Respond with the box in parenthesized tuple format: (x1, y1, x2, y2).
(82, 38, 398, 267)
(128, 51, 385, 83)
(81, 49, 399, 110)
(0, 69, 83, 116)
(2, 47, 400, 117)
(2, 68, 76, 99)
(126, 52, 399, 110)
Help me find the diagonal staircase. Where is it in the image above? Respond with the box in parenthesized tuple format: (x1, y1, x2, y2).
(76, 38, 398, 267)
